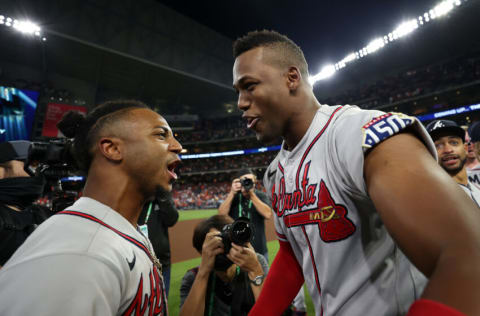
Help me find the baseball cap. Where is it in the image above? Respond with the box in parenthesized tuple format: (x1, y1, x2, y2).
(425, 120, 465, 142)
(469, 121, 480, 143)
(0, 140, 31, 163)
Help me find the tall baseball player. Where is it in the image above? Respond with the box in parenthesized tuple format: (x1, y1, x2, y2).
(232, 30, 480, 316)
(0, 101, 182, 315)
(426, 119, 480, 206)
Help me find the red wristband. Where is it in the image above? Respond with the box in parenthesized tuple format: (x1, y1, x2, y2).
(407, 299, 466, 316)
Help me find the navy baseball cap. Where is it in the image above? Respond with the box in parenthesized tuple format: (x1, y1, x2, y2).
(469, 122, 480, 143)
(426, 120, 465, 142)
(0, 140, 31, 163)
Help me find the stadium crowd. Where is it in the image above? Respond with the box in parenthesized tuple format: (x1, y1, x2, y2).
(324, 51, 480, 109)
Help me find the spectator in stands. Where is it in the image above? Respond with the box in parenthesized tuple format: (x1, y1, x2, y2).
(0, 141, 49, 268)
(466, 124, 480, 189)
(179, 215, 268, 316)
(427, 120, 480, 205)
(138, 194, 179, 297)
(218, 169, 271, 261)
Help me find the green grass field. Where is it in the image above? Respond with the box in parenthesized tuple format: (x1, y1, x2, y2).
(169, 209, 315, 315)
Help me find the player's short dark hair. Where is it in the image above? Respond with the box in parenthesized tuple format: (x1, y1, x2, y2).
(233, 30, 309, 80)
(57, 100, 149, 173)
(192, 215, 233, 253)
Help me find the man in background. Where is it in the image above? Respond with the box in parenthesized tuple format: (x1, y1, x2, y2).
(218, 169, 271, 261)
(427, 120, 480, 205)
(138, 194, 179, 297)
(466, 123, 480, 189)
(0, 140, 49, 268)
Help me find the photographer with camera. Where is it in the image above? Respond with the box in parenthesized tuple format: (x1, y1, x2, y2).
(218, 169, 272, 261)
(0, 140, 49, 269)
(180, 215, 268, 316)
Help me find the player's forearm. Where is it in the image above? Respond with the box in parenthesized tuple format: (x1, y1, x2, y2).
(179, 271, 210, 316)
(248, 241, 304, 316)
(218, 192, 235, 215)
(250, 193, 272, 219)
(419, 245, 480, 315)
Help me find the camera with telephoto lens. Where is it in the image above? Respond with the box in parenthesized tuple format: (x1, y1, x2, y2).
(26, 139, 84, 212)
(214, 217, 253, 271)
(240, 177, 254, 191)
(220, 216, 253, 253)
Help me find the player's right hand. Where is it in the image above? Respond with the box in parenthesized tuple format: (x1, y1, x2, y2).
(199, 230, 224, 275)
(231, 178, 242, 193)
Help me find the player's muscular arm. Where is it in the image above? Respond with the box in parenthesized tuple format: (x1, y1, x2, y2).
(364, 131, 480, 316)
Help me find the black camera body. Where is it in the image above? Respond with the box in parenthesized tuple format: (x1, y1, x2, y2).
(240, 178, 254, 191)
(214, 217, 253, 271)
(26, 139, 84, 213)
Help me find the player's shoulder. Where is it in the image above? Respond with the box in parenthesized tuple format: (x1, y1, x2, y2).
(325, 105, 422, 150)
(264, 152, 281, 186)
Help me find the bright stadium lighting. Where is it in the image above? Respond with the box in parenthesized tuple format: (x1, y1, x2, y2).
(433, 0, 455, 17)
(13, 20, 41, 35)
(309, 0, 466, 85)
(393, 19, 418, 38)
(309, 64, 336, 84)
(366, 38, 384, 54)
(0, 13, 45, 40)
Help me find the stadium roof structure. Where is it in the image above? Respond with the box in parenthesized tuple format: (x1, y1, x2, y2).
(0, 0, 478, 117)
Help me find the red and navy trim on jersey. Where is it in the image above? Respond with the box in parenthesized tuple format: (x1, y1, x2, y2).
(57, 210, 154, 263)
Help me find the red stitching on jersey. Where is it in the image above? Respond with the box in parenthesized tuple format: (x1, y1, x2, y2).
(295, 106, 343, 191)
(301, 226, 323, 310)
(278, 161, 284, 174)
(57, 210, 154, 262)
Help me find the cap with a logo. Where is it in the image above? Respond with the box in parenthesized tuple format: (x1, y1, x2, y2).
(0, 140, 31, 164)
(425, 120, 465, 142)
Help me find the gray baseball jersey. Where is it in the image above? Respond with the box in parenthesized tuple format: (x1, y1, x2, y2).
(459, 182, 480, 207)
(467, 165, 480, 190)
(0, 197, 167, 316)
(263, 105, 436, 316)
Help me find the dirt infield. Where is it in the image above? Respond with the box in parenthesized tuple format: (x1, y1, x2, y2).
(169, 218, 277, 263)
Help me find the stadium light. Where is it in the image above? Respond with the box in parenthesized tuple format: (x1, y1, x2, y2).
(0, 13, 44, 40)
(309, 0, 466, 85)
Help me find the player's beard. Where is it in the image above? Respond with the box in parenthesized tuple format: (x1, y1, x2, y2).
(443, 156, 467, 176)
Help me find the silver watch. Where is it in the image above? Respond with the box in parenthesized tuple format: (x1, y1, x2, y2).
(250, 274, 265, 286)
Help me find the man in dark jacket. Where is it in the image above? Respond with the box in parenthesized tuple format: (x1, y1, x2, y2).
(138, 194, 179, 296)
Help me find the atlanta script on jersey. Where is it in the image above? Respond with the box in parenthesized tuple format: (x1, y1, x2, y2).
(0, 197, 167, 316)
(264, 105, 436, 316)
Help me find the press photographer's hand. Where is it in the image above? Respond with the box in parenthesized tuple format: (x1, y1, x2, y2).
(227, 242, 262, 275)
(231, 178, 242, 193)
(198, 230, 224, 275)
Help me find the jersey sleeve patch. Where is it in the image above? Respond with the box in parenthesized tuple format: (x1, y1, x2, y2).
(362, 112, 415, 149)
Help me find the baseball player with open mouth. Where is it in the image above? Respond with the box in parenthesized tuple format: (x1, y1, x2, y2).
(0, 100, 182, 316)
(232, 30, 480, 316)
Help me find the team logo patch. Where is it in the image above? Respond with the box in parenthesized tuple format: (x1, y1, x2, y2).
(362, 112, 415, 149)
(282, 180, 356, 242)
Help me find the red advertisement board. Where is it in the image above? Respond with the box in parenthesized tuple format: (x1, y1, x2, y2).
(42, 103, 87, 137)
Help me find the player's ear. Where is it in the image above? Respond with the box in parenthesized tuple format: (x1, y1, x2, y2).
(286, 66, 301, 92)
(98, 137, 124, 162)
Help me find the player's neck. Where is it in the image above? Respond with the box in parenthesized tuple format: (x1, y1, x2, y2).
(283, 97, 321, 151)
(453, 167, 469, 186)
(82, 167, 146, 227)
